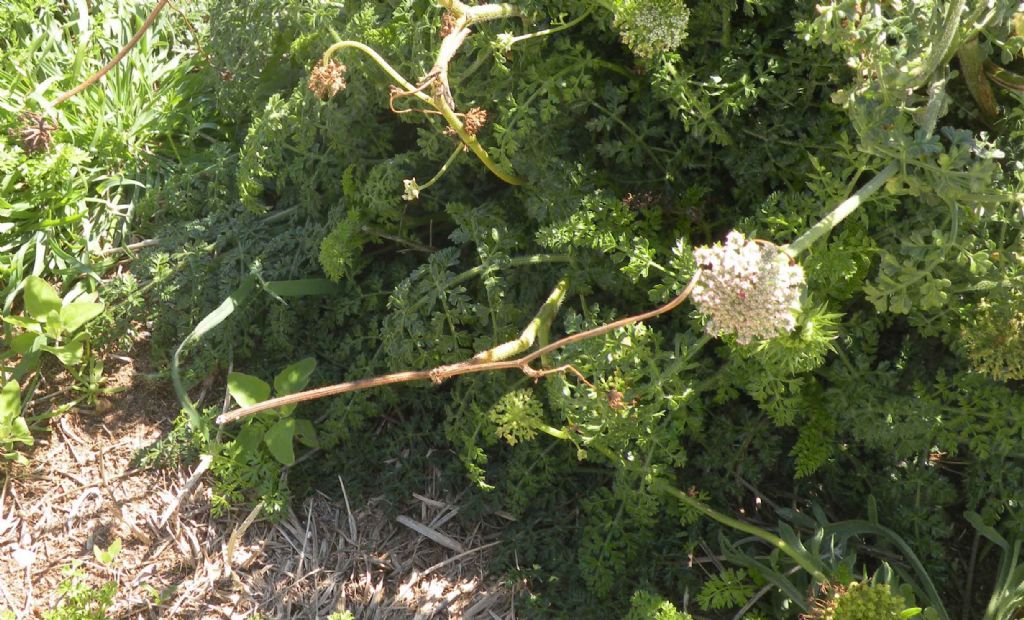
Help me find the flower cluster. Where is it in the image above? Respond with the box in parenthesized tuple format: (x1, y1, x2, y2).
(961, 286, 1024, 381)
(307, 60, 347, 100)
(613, 0, 689, 59)
(462, 107, 488, 136)
(805, 582, 908, 620)
(691, 231, 804, 344)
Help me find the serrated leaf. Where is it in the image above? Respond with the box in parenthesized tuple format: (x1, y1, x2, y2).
(264, 418, 296, 465)
(23, 276, 61, 320)
(60, 301, 105, 333)
(227, 372, 271, 409)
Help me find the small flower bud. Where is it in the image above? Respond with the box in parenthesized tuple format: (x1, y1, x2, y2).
(494, 32, 515, 54)
(402, 178, 421, 201)
(691, 231, 805, 344)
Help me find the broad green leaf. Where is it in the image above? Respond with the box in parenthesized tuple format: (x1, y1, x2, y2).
(274, 357, 316, 397)
(60, 301, 105, 333)
(8, 332, 44, 355)
(3, 453, 29, 465)
(43, 309, 63, 338)
(1, 315, 42, 331)
(901, 608, 923, 618)
(236, 424, 263, 453)
(227, 372, 271, 408)
(965, 511, 1008, 549)
(44, 333, 86, 367)
(23, 276, 61, 319)
(8, 417, 32, 446)
(0, 382, 21, 423)
(11, 352, 42, 381)
(263, 279, 339, 297)
(264, 418, 296, 465)
(293, 418, 319, 448)
(93, 538, 121, 565)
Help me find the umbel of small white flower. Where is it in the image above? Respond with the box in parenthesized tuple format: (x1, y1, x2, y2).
(691, 231, 805, 345)
(614, 0, 690, 59)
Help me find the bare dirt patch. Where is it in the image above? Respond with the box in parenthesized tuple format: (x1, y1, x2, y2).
(0, 346, 515, 618)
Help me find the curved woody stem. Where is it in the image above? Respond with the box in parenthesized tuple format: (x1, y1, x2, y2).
(216, 271, 701, 424)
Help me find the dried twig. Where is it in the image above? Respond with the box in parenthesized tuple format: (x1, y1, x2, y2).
(158, 454, 212, 528)
(395, 515, 464, 553)
(51, 0, 171, 107)
(216, 271, 701, 424)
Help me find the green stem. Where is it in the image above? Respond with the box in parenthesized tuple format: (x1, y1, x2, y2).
(653, 479, 829, 584)
(416, 143, 466, 193)
(322, 41, 426, 102)
(436, 97, 524, 185)
(536, 422, 570, 441)
(509, 8, 593, 46)
(785, 161, 898, 257)
(442, 0, 524, 25)
(474, 275, 569, 362)
(464, 3, 524, 26)
(786, 78, 947, 257)
(904, 0, 966, 89)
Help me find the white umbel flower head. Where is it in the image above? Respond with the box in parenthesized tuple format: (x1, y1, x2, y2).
(614, 0, 689, 59)
(691, 231, 804, 344)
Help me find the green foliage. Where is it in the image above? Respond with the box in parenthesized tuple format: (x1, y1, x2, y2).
(815, 582, 912, 620)
(0, 0, 207, 298)
(0, 381, 33, 464)
(43, 552, 120, 620)
(697, 567, 755, 611)
(43, 0, 1024, 617)
(204, 357, 321, 515)
(2, 276, 104, 380)
(625, 590, 693, 620)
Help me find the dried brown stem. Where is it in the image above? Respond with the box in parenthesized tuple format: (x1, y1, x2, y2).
(51, 0, 171, 108)
(215, 271, 701, 425)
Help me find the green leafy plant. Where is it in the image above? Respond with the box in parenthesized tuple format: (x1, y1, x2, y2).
(696, 568, 756, 611)
(110, 0, 1024, 616)
(226, 357, 320, 466)
(0, 380, 33, 464)
(43, 539, 121, 620)
(2, 276, 104, 381)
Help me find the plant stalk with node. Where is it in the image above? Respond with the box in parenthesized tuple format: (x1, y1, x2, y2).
(312, 1, 595, 194)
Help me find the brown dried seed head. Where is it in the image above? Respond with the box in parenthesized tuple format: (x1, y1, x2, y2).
(463, 107, 488, 136)
(10, 112, 57, 154)
(308, 60, 347, 100)
(440, 12, 457, 38)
